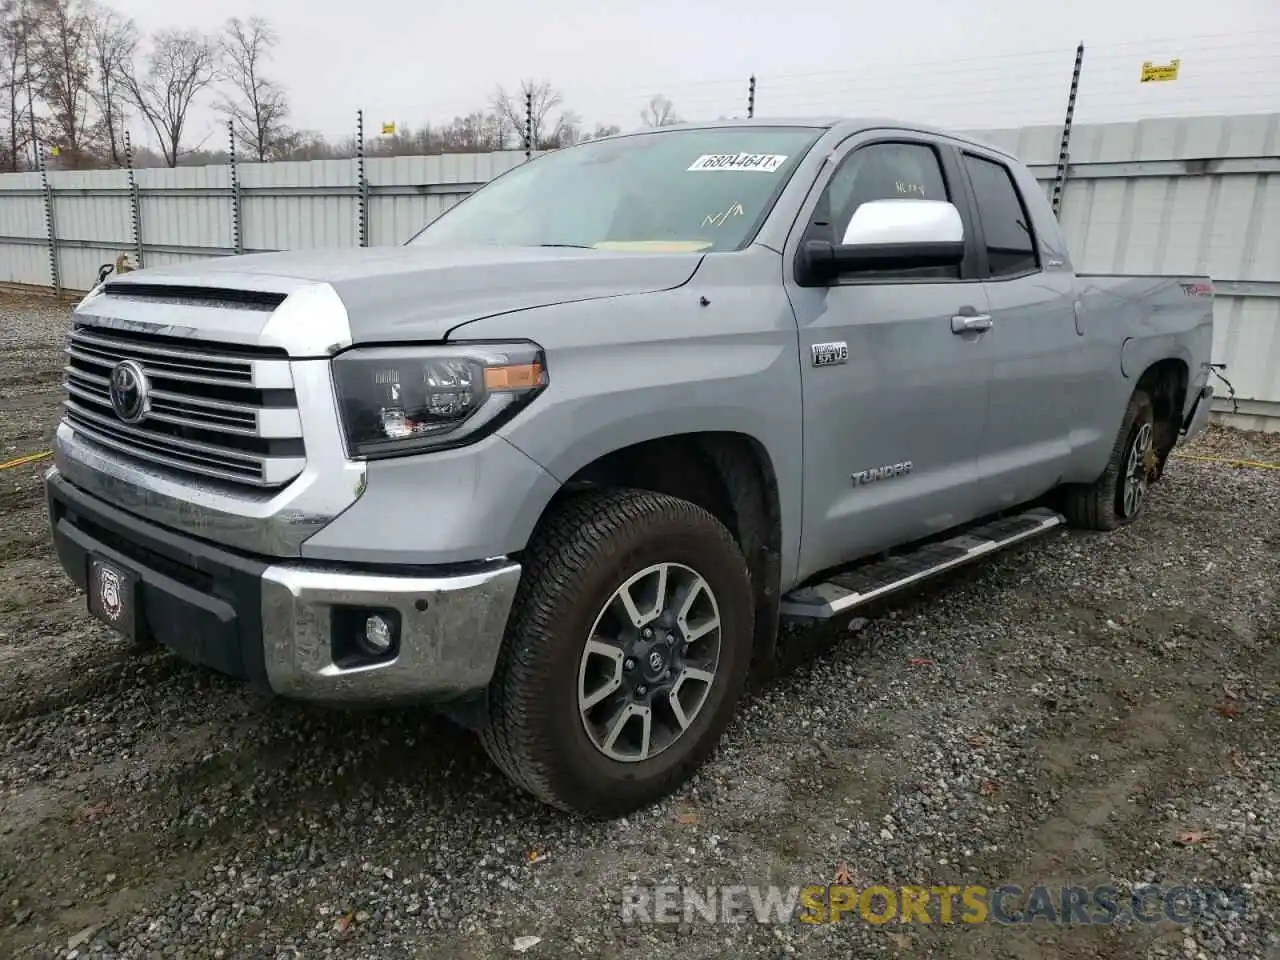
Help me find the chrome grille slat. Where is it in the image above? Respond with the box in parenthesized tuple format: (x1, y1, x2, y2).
(64, 378, 113, 410)
(65, 414, 271, 486)
(149, 399, 255, 430)
(67, 343, 253, 389)
(65, 343, 294, 390)
(65, 365, 108, 386)
(69, 341, 248, 381)
(63, 365, 299, 437)
(66, 375, 256, 437)
(147, 387, 259, 420)
(61, 324, 307, 489)
(65, 399, 266, 467)
(72, 328, 256, 378)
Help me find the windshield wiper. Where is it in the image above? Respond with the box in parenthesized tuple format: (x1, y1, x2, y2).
(536, 243, 595, 249)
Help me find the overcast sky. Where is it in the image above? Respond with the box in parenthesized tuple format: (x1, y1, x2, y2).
(106, 0, 1280, 150)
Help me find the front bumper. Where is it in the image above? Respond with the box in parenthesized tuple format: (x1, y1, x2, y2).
(46, 468, 522, 705)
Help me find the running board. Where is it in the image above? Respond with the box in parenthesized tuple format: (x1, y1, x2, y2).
(779, 507, 1065, 620)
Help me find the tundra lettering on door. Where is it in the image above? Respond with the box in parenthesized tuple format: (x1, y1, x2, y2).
(852, 462, 914, 486)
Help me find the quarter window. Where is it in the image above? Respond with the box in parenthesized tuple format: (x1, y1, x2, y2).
(962, 154, 1039, 277)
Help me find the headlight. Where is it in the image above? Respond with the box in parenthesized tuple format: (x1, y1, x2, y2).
(331, 342, 547, 458)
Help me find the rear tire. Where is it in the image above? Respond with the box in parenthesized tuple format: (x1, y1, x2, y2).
(480, 488, 754, 817)
(1062, 388, 1157, 531)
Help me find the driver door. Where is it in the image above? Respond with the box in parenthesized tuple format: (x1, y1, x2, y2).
(784, 135, 995, 581)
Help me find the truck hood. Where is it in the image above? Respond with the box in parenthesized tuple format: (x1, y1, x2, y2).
(93, 246, 704, 350)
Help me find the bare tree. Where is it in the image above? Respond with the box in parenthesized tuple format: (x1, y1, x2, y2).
(34, 0, 92, 166)
(18, 2, 39, 164)
(218, 16, 288, 161)
(0, 7, 34, 169)
(481, 111, 508, 150)
(581, 122, 622, 142)
(640, 94, 680, 128)
(547, 108, 582, 148)
(367, 121, 436, 158)
(439, 111, 507, 153)
(274, 128, 354, 161)
(1, 0, 45, 168)
(593, 123, 622, 137)
(490, 79, 578, 151)
(120, 28, 217, 167)
(86, 0, 134, 166)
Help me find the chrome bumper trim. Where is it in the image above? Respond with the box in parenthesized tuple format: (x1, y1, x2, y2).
(53, 359, 364, 557)
(260, 560, 522, 703)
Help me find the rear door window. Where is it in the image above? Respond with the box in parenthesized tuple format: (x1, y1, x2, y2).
(962, 154, 1039, 278)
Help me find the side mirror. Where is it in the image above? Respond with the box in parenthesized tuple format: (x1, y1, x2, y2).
(797, 198, 966, 284)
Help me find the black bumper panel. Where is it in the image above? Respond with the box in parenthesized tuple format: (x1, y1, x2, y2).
(46, 472, 271, 687)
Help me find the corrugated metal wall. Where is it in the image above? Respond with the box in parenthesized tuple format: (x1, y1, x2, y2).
(53, 169, 133, 286)
(239, 158, 357, 250)
(0, 116, 1275, 426)
(0, 171, 51, 287)
(0, 149, 535, 289)
(366, 152, 530, 245)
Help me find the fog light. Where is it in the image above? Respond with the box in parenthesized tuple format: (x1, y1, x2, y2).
(361, 614, 395, 655)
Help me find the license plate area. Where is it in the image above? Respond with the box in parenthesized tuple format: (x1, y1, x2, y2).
(87, 555, 138, 640)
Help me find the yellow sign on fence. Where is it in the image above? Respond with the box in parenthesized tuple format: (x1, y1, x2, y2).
(1140, 59, 1180, 83)
(381, 122, 396, 135)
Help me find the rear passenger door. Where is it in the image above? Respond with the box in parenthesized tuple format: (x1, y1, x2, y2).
(958, 149, 1079, 509)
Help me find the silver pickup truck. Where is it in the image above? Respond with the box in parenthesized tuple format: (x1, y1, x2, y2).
(45, 118, 1215, 816)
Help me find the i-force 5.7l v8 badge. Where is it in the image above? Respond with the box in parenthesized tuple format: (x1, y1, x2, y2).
(811, 341, 849, 367)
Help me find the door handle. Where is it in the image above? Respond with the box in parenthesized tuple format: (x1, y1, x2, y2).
(951, 313, 993, 334)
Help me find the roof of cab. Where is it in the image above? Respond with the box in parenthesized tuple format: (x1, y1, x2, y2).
(597, 115, 1018, 163)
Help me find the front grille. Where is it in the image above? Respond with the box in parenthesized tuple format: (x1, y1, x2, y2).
(62, 324, 306, 489)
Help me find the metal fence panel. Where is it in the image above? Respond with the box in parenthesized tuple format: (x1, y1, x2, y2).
(0, 172, 49, 286)
(132, 164, 234, 275)
(45, 168, 132, 292)
(366, 151, 532, 246)
(240, 158, 359, 250)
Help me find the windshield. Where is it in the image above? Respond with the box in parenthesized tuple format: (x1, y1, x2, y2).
(407, 126, 823, 253)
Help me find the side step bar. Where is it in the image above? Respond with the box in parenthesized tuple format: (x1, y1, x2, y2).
(780, 507, 1065, 620)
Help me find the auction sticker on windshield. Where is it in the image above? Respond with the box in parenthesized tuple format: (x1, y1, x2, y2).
(687, 153, 789, 172)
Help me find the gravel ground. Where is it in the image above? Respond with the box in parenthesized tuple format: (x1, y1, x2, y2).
(1, 289, 1277, 960)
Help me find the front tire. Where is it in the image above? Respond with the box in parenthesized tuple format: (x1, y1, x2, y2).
(480, 488, 754, 817)
(1062, 388, 1157, 531)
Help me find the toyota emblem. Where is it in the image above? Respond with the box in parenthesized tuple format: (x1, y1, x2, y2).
(108, 359, 150, 423)
(648, 650, 665, 671)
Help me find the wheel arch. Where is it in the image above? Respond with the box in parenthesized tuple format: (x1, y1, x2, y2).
(535, 431, 785, 672)
(1134, 357, 1190, 465)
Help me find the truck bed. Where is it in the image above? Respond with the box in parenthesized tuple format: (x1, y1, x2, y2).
(1076, 272, 1215, 423)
